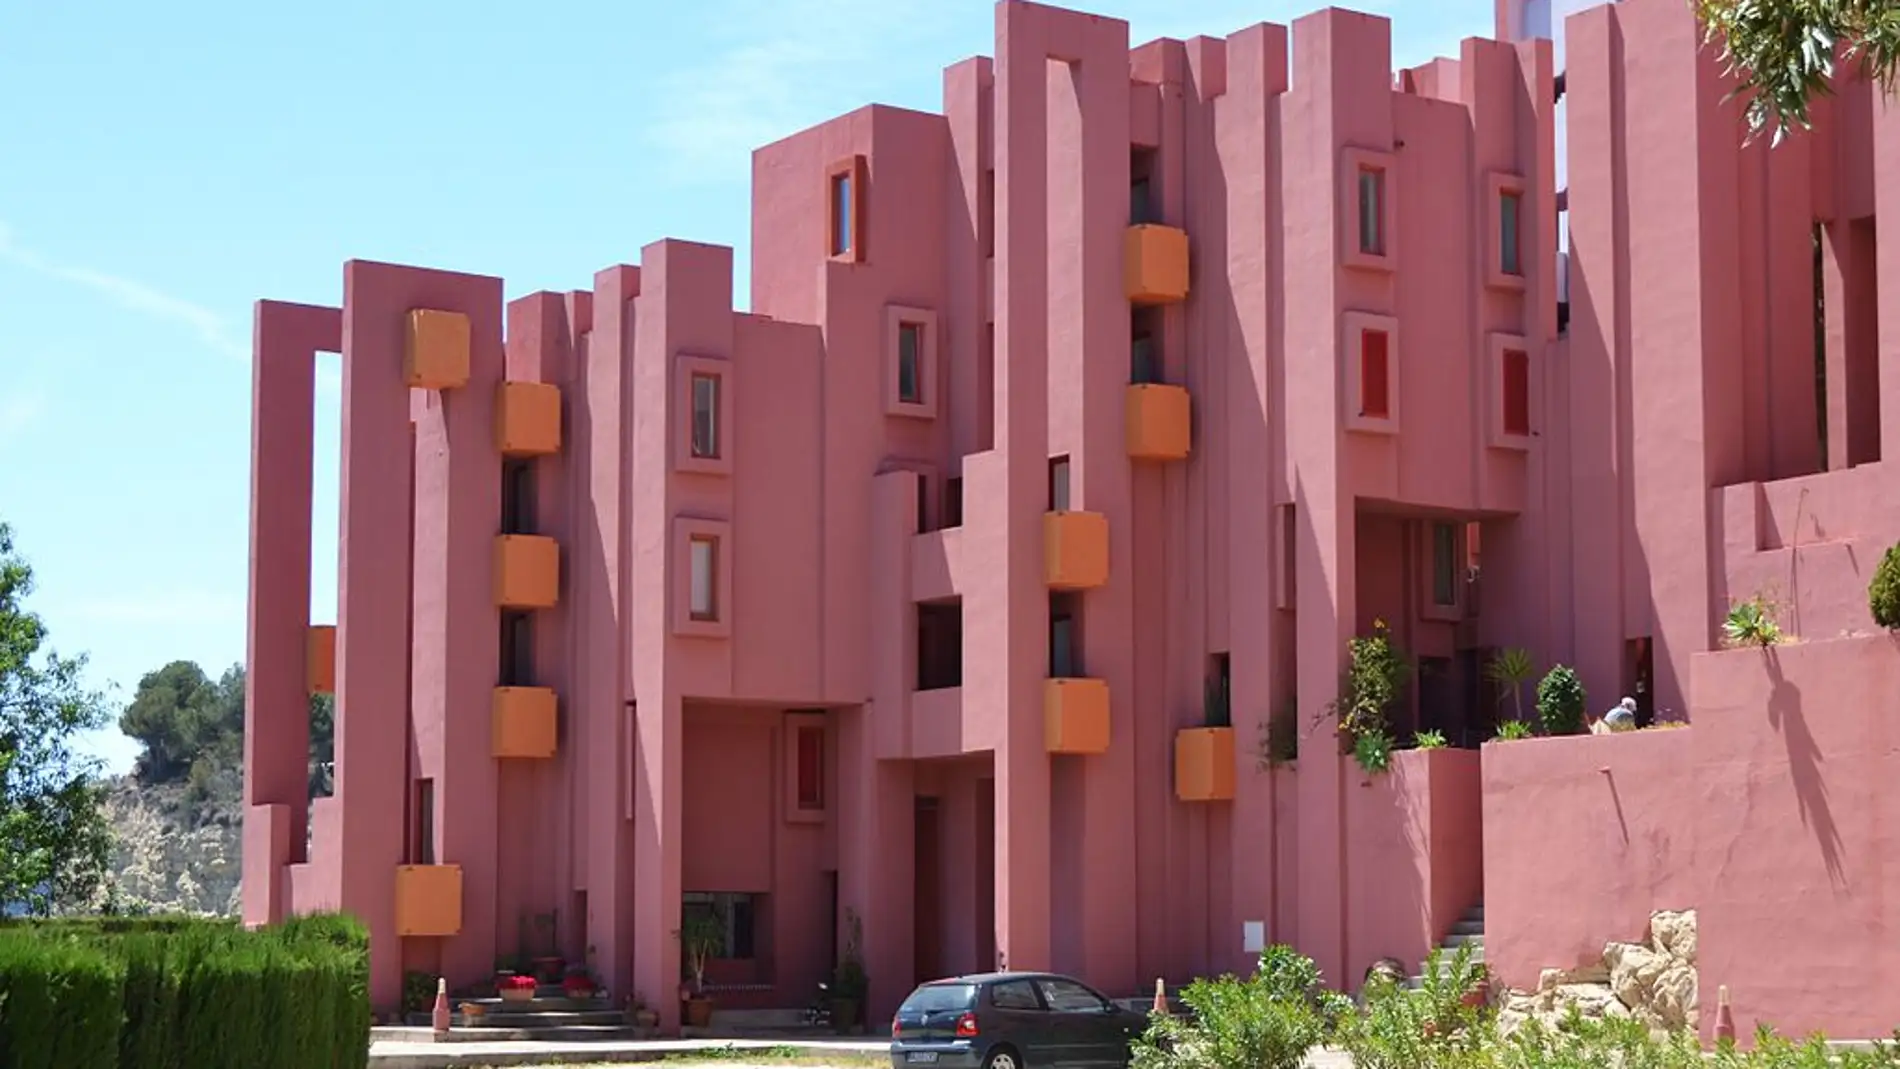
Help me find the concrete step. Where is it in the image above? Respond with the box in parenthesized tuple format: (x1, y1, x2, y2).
(408, 1010, 628, 1029)
(1442, 933, 1485, 949)
(457, 995, 609, 1013)
(709, 1008, 813, 1029)
(374, 1025, 657, 1045)
(1449, 919, 1485, 937)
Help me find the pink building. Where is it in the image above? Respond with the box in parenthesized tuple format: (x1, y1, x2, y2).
(242, 0, 1900, 1038)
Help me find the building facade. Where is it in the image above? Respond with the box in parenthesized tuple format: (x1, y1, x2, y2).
(241, 0, 1900, 1033)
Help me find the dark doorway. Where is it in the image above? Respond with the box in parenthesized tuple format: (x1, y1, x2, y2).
(1460, 648, 1496, 748)
(914, 797, 943, 985)
(824, 870, 840, 977)
(1417, 656, 1458, 744)
(1626, 637, 1655, 726)
(975, 779, 997, 972)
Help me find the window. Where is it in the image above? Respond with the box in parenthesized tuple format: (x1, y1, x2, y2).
(1048, 456, 1071, 512)
(689, 535, 719, 621)
(898, 322, 925, 404)
(1357, 167, 1385, 255)
(1131, 306, 1162, 384)
(499, 610, 534, 687)
(690, 373, 720, 459)
(980, 169, 996, 258)
(501, 459, 536, 535)
(1431, 522, 1458, 607)
(990, 979, 1042, 1010)
(1360, 329, 1391, 419)
(1037, 978, 1109, 1013)
(830, 171, 853, 257)
(915, 471, 931, 534)
(1499, 191, 1522, 276)
(917, 601, 964, 691)
(412, 779, 435, 865)
(1049, 594, 1080, 678)
(1130, 147, 1158, 225)
(979, 324, 996, 451)
(795, 724, 825, 811)
(682, 892, 757, 959)
(943, 477, 964, 528)
(1501, 348, 1530, 436)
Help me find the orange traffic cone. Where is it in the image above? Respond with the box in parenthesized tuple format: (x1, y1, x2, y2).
(1151, 978, 1168, 1017)
(1713, 985, 1735, 1044)
(431, 977, 451, 1040)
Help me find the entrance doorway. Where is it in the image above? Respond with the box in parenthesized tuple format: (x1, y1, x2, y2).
(914, 798, 943, 985)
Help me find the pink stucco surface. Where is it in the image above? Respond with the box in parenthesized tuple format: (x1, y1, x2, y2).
(238, 0, 1899, 1038)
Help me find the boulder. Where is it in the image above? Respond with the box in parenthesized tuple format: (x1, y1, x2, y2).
(1650, 910, 1698, 964)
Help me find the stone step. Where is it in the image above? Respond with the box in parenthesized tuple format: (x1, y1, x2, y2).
(1442, 933, 1485, 949)
(1450, 919, 1485, 937)
(407, 1009, 628, 1029)
(459, 994, 609, 1013)
(374, 1024, 656, 1044)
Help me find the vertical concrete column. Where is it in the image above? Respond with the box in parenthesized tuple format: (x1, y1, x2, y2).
(943, 58, 995, 464)
(242, 300, 338, 927)
(1216, 21, 1289, 977)
(578, 265, 637, 999)
(628, 240, 733, 1029)
(502, 292, 581, 952)
(404, 266, 505, 986)
(1039, 6, 1137, 992)
(1822, 220, 1881, 469)
(1281, 7, 1388, 989)
(335, 260, 423, 1011)
(1559, 4, 1630, 711)
(1871, 91, 1900, 463)
(986, 0, 1057, 974)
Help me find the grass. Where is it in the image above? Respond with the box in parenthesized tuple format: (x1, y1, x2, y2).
(481, 1046, 889, 1069)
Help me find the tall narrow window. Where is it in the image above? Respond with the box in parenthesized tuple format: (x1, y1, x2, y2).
(1131, 330, 1158, 384)
(1499, 191, 1522, 276)
(1049, 594, 1080, 678)
(1431, 522, 1458, 607)
(501, 459, 536, 535)
(1358, 168, 1385, 255)
(915, 471, 930, 534)
(1048, 456, 1071, 512)
(1501, 348, 1531, 436)
(898, 321, 924, 404)
(690, 373, 720, 459)
(1131, 147, 1158, 225)
(689, 535, 718, 621)
(413, 778, 436, 865)
(1360, 330, 1391, 419)
(980, 169, 996, 258)
(943, 477, 964, 528)
(499, 610, 534, 687)
(831, 171, 853, 256)
(795, 725, 825, 811)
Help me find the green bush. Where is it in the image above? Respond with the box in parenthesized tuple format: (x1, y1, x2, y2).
(1871, 543, 1900, 630)
(0, 912, 368, 1069)
(1336, 943, 1490, 1069)
(1131, 945, 1348, 1069)
(1534, 665, 1586, 737)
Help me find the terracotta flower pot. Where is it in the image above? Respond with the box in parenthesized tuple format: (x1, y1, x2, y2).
(500, 987, 535, 1003)
(683, 996, 715, 1028)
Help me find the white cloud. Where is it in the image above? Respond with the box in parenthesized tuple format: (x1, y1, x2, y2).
(0, 222, 246, 361)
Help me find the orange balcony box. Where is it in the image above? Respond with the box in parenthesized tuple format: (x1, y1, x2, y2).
(1125, 383, 1192, 462)
(492, 686, 558, 759)
(1044, 678, 1111, 755)
(306, 624, 336, 696)
(394, 864, 463, 937)
(404, 309, 471, 391)
(1175, 726, 1236, 802)
(1043, 511, 1109, 591)
(494, 535, 560, 610)
(496, 381, 562, 457)
(1124, 224, 1190, 305)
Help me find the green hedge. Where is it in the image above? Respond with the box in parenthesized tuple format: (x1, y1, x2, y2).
(0, 912, 368, 1069)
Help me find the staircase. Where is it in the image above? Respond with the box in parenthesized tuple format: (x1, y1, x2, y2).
(398, 986, 651, 1043)
(1407, 901, 1485, 990)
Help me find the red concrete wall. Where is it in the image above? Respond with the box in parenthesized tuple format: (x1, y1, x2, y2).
(1482, 636, 1900, 1040)
(1346, 748, 1484, 984)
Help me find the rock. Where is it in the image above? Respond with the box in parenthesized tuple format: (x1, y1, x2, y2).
(1539, 962, 1610, 991)
(1650, 910, 1697, 964)
(1649, 962, 1698, 1031)
(1605, 941, 1668, 1009)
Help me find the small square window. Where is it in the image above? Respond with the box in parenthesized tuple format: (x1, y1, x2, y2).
(689, 535, 718, 621)
(898, 322, 924, 404)
(690, 374, 720, 459)
(1359, 329, 1391, 420)
(1357, 168, 1385, 256)
(1499, 191, 1522, 276)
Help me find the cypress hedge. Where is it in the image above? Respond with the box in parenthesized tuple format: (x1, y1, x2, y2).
(0, 912, 368, 1069)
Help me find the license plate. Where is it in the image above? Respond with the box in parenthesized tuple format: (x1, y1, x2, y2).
(907, 1053, 940, 1064)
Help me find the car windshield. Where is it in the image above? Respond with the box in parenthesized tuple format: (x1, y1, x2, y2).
(901, 983, 978, 1013)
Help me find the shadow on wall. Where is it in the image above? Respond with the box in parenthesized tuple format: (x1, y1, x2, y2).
(1761, 650, 1843, 887)
(1345, 747, 1483, 987)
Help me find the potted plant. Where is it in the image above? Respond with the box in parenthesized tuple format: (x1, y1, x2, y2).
(562, 966, 598, 1000)
(676, 912, 725, 1028)
(627, 992, 660, 1030)
(458, 1001, 486, 1021)
(829, 909, 869, 1032)
(498, 973, 538, 1003)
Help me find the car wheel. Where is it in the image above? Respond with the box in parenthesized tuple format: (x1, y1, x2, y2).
(984, 1045, 1022, 1069)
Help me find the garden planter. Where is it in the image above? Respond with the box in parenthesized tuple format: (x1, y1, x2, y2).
(563, 982, 597, 1000)
(633, 1007, 660, 1028)
(500, 986, 535, 1003)
(683, 995, 715, 1027)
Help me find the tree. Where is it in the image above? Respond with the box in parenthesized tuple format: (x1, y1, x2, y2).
(0, 521, 115, 914)
(121, 660, 334, 805)
(1695, 0, 1900, 142)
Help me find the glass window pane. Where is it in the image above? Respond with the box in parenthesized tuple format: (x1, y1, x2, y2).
(1037, 979, 1107, 1012)
(990, 980, 1041, 1010)
(690, 538, 716, 618)
(1500, 192, 1521, 275)
(692, 375, 719, 458)
(1432, 523, 1457, 606)
(899, 323, 922, 402)
(833, 174, 852, 255)
(1359, 169, 1382, 254)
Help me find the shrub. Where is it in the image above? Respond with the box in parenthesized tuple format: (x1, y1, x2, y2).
(0, 912, 368, 1069)
(1335, 943, 1491, 1069)
(1534, 665, 1586, 737)
(1331, 621, 1410, 775)
(1724, 595, 1784, 647)
(1871, 543, 1900, 629)
(1413, 729, 1448, 750)
(1494, 720, 1533, 742)
(1131, 945, 1347, 1069)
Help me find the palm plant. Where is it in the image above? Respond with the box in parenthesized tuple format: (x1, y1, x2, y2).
(1484, 648, 1535, 724)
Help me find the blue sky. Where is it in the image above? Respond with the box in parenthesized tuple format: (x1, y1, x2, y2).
(0, 0, 1495, 774)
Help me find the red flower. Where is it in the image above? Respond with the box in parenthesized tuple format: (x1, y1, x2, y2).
(499, 974, 538, 992)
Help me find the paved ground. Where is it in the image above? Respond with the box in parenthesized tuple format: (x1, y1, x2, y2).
(366, 1038, 1358, 1069)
